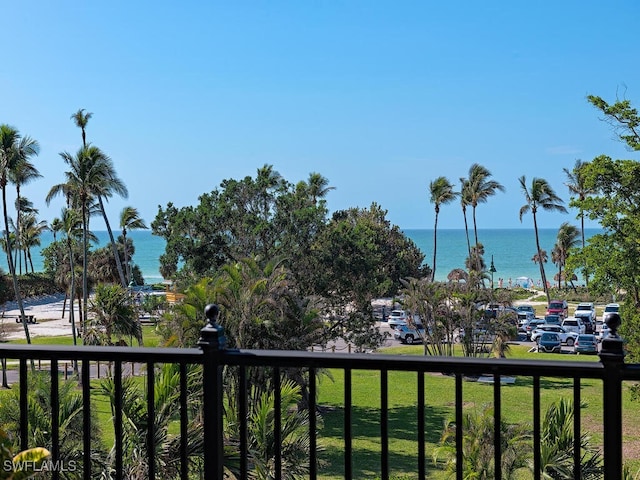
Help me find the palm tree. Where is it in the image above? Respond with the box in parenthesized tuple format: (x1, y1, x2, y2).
(88, 283, 141, 345)
(119, 206, 147, 285)
(459, 177, 472, 257)
(553, 222, 580, 289)
(467, 163, 505, 247)
(537, 398, 603, 478)
(9, 154, 41, 274)
(46, 145, 115, 335)
(564, 159, 594, 287)
(71, 108, 93, 148)
(60, 208, 83, 347)
(519, 176, 567, 304)
(429, 176, 457, 281)
(70, 111, 129, 288)
(17, 212, 48, 273)
(306, 172, 334, 204)
(0, 125, 39, 343)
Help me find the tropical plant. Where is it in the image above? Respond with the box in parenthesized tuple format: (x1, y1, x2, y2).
(99, 363, 205, 479)
(0, 124, 39, 342)
(119, 206, 147, 285)
(433, 404, 531, 479)
(0, 371, 102, 478)
(0, 428, 50, 479)
(245, 379, 318, 480)
(537, 398, 603, 479)
(553, 222, 580, 289)
(429, 176, 457, 281)
(518, 176, 567, 304)
(87, 283, 141, 346)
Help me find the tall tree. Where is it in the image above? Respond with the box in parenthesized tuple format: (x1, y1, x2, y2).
(0, 125, 39, 342)
(61, 208, 83, 347)
(519, 176, 567, 303)
(9, 155, 41, 274)
(429, 176, 457, 281)
(563, 159, 594, 287)
(70, 108, 93, 149)
(306, 172, 335, 205)
(467, 163, 505, 247)
(70, 110, 128, 288)
(553, 222, 580, 289)
(47, 145, 114, 335)
(119, 206, 147, 285)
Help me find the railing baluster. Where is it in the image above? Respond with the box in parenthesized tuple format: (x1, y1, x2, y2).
(455, 373, 463, 480)
(417, 371, 425, 479)
(273, 367, 282, 480)
(574, 377, 581, 480)
(533, 376, 541, 480)
(239, 366, 248, 480)
(345, 367, 352, 480)
(493, 372, 501, 480)
(147, 361, 155, 479)
(82, 359, 91, 480)
(381, 368, 388, 480)
(114, 361, 123, 480)
(179, 362, 188, 480)
(51, 358, 60, 480)
(20, 358, 27, 452)
(309, 367, 317, 480)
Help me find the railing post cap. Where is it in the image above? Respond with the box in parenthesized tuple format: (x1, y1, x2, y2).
(599, 312, 625, 365)
(198, 303, 226, 351)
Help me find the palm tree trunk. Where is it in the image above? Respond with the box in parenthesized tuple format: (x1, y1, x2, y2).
(462, 206, 471, 258)
(432, 210, 439, 281)
(123, 232, 131, 284)
(68, 241, 79, 375)
(2, 187, 31, 344)
(533, 212, 551, 304)
(580, 212, 589, 289)
(98, 196, 127, 287)
(82, 203, 89, 340)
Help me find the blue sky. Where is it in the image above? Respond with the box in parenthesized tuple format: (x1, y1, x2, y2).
(2, 1, 638, 230)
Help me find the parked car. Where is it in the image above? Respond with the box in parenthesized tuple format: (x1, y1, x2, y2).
(516, 304, 536, 315)
(522, 318, 546, 339)
(543, 314, 562, 325)
(538, 332, 562, 353)
(393, 325, 425, 344)
(598, 323, 611, 342)
(581, 317, 595, 334)
(574, 334, 598, 354)
(574, 302, 597, 324)
(531, 325, 578, 346)
(547, 300, 569, 318)
(562, 318, 585, 335)
(602, 303, 620, 325)
(517, 311, 535, 326)
(387, 310, 408, 329)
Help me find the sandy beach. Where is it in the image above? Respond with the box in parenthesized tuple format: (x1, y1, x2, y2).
(0, 294, 76, 340)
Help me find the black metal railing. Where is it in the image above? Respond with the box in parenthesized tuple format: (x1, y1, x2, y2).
(0, 305, 637, 480)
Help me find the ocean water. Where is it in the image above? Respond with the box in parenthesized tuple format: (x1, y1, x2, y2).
(3, 228, 600, 286)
